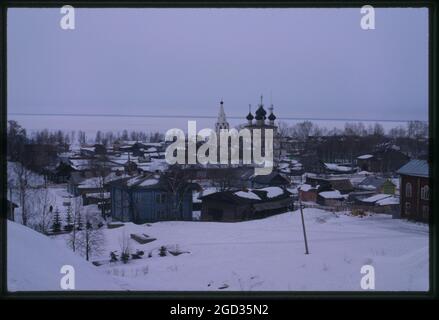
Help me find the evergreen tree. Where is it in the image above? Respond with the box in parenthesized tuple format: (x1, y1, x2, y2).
(159, 246, 167, 257)
(121, 251, 130, 264)
(51, 208, 61, 233)
(110, 251, 118, 262)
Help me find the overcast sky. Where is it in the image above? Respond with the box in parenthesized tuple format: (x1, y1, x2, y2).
(8, 8, 428, 122)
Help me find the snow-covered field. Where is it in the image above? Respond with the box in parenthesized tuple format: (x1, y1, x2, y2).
(8, 208, 429, 292)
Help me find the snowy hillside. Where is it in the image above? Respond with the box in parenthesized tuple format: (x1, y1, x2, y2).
(7, 221, 124, 291)
(57, 209, 429, 291)
(8, 209, 429, 291)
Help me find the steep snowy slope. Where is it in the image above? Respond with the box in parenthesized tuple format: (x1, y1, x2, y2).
(7, 221, 123, 291)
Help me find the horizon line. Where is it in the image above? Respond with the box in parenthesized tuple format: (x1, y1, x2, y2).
(7, 112, 427, 123)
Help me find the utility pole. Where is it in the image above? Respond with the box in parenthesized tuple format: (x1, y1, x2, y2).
(298, 188, 309, 255)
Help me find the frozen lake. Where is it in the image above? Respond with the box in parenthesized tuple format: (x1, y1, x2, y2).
(8, 114, 413, 138)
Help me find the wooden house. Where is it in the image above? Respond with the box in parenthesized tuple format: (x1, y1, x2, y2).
(109, 174, 198, 223)
(357, 176, 396, 195)
(317, 190, 345, 207)
(249, 171, 291, 189)
(200, 187, 292, 222)
(396, 160, 429, 222)
(305, 176, 354, 194)
(357, 148, 409, 173)
(298, 184, 318, 202)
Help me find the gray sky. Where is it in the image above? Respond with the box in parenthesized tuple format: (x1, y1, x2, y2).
(8, 8, 428, 122)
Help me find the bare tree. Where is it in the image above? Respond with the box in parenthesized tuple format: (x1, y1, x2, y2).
(7, 120, 27, 162)
(91, 155, 110, 219)
(95, 130, 103, 144)
(211, 168, 235, 192)
(77, 212, 104, 261)
(162, 165, 195, 220)
(12, 163, 33, 226)
(32, 186, 55, 234)
(276, 121, 291, 139)
(407, 120, 428, 139)
(389, 125, 407, 139)
(373, 123, 385, 137)
(119, 229, 131, 264)
(292, 121, 315, 141)
(78, 130, 87, 146)
(67, 196, 83, 252)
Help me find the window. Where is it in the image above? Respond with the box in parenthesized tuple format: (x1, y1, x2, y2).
(422, 205, 429, 220)
(405, 182, 412, 198)
(405, 202, 411, 215)
(421, 185, 429, 200)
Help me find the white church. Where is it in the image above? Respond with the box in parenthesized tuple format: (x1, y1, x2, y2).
(213, 96, 281, 164)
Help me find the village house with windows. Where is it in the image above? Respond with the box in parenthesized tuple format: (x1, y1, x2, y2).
(108, 173, 198, 223)
(397, 160, 429, 222)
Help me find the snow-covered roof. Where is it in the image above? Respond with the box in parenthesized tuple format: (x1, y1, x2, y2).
(319, 190, 343, 199)
(357, 154, 374, 160)
(358, 176, 388, 190)
(362, 193, 392, 203)
(234, 191, 261, 200)
(85, 192, 111, 199)
(259, 187, 284, 198)
(299, 184, 315, 192)
(126, 175, 159, 187)
(279, 163, 290, 169)
(194, 187, 218, 203)
(358, 185, 377, 191)
(324, 163, 353, 172)
(376, 196, 399, 206)
(78, 177, 103, 188)
(397, 160, 429, 178)
(69, 158, 92, 170)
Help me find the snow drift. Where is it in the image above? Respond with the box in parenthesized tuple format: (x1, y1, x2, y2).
(7, 221, 123, 291)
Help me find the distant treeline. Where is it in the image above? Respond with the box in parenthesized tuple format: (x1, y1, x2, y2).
(7, 119, 428, 162)
(276, 120, 428, 140)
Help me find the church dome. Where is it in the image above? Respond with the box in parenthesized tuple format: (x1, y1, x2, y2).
(255, 105, 266, 120)
(246, 112, 254, 120)
(268, 112, 276, 121)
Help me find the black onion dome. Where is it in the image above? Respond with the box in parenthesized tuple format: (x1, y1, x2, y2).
(255, 105, 267, 120)
(268, 113, 276, 121)
(246, 112, 254, 120)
